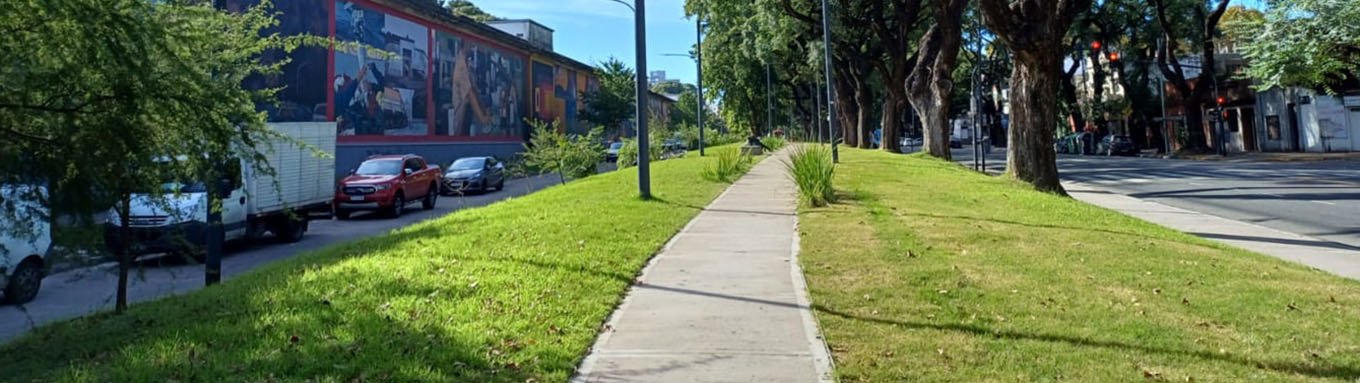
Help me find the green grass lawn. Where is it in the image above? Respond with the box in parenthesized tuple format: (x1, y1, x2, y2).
(0, 149, 749, 382)
(798, 148, 1360, 382)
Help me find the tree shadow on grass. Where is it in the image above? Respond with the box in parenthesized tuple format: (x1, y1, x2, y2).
(812, 305, 1360, 381)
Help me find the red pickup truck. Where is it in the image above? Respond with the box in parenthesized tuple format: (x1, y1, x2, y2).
(335, 154, 441, 219)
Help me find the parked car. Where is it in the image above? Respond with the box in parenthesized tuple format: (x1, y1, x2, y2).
(105, 123, 335, 258)
(950, 135, 963, 148)
(1055, 132, 1092, 154)
(604, 142, 624, 163)
(442, 156, 505, 194)
(1099, 135, 1138, 156)
(1, 185, 50, 304)
(335, 154, 440, 219)
(661, 138, 687, 159)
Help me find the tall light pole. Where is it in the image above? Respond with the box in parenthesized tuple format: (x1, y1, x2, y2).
(695, 17, 705, 156)
(820, 0, 838, 162)
(663, 50, 705, 156)
(766, 62, 774, 135)
(610, 0, 651, 198)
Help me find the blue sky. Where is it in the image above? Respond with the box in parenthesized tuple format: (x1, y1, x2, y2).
(476, 0, 699, 85)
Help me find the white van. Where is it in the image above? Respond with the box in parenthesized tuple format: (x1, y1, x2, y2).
(104, 123, 335, 258)
(1, 185, 51, 304)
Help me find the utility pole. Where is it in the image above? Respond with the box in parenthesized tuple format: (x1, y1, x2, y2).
(814, 84, 824, 143)
(820, 0, 838, 162)
(633, 0, 651, 199)
(695, 16, 705, 156)
(765, 62, 774, 135)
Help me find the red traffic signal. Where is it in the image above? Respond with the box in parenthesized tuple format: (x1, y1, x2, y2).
(1091, 41, 1102, 50)
(1107, 52, 1120, 61)
(1216, 97, 1225, 105)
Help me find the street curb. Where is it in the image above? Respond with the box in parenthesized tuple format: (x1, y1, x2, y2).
(790, 215, 839, 383)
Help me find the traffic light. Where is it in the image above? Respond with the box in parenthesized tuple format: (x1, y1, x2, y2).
(1216, 97, 1225, 105)
(1107, 52, 1120, 62)
(1091, 41, 1101, 50)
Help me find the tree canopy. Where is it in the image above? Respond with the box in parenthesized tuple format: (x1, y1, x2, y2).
(580, 57, 638, 139)
(1231, 0, 1360, 93)
(444, 0, 497, 22)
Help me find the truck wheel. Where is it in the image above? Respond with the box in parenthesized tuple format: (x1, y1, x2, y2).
(422, 184, 437, 210)
(389, 194, 405, 218)
(3, 258, 43, 304)
(273, 217, 306, 243)
(495, 179, 504, 191)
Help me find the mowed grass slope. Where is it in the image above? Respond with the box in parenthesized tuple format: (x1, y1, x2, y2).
(1, 150, 748, 382)
(799, 148, 1360, 382)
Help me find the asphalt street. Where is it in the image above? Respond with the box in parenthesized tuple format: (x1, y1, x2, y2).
(0, 173, 565, 343)
(952, 147, 1360, 250)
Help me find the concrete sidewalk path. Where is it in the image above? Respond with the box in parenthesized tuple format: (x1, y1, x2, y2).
(572, 152, 834, 383)
(1065, 181, 1360, 280)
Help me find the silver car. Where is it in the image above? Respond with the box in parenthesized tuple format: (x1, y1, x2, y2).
(442, 157, 505, 194)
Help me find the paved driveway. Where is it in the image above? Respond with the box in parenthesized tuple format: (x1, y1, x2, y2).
(0, 174, 564, 343)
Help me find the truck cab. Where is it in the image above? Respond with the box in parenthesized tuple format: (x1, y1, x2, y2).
(1, 185, 51, 304)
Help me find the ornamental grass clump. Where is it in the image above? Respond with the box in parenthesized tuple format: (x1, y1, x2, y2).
(785, 144, 835, 207)
(700, 147, 753, 183)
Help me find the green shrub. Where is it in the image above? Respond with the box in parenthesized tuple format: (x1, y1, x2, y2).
(700, 147, 753, 183)
(523, 120, 603, 183)
(761, 135, 787, 151)
(785, 144, 835, 207)
(615, 137, 663, 168)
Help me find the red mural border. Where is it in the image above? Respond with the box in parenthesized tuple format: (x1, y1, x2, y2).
(331, 0, 523, 144)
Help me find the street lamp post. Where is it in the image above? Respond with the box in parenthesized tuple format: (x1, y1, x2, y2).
(696, 17, 705, 156)
(766, 62, 774, 136)
(663, 47, 705, 156)
(820, 0, 838, 162)
(609, 0, 651, 198)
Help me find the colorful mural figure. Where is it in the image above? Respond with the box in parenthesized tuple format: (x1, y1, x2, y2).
(223, 0, 328, 123)
(531, 60, 583, 132)
(433, 31, 525, 137)
(532, 61, 558, 127)
(333, 1, 430, 136)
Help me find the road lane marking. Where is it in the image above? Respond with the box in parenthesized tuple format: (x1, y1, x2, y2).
(1312, 201, 1336, 206)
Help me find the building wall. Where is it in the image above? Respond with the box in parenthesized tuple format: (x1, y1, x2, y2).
(225, 0, 595, 177)
(1255, 88, 1360, 152)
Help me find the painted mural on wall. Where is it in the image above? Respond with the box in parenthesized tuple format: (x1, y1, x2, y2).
(531, 61, 583, 133)
(433, 31, 525, 137)
(223, 0, 328, 123)
(334, 1, 430, 136)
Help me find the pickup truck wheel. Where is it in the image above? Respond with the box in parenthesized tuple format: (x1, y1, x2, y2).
(422, 184, 437, 210)
(495, 178, 504, 191)
(389, 194, 405, 218)
(3, 258, 43, 304)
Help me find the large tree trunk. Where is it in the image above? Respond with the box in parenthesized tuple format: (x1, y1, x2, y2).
(854, 82, 874, 148)
(1005, 52, 1065, 193)
(906, 0, 965, 160)
(881, 88, 905, 152)
(116, 196, 131, 313)
(1060, 60, 1086, 133)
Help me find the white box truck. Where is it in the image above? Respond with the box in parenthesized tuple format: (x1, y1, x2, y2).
(105, 122, 336, 256)
(1, 185, 50, 304)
